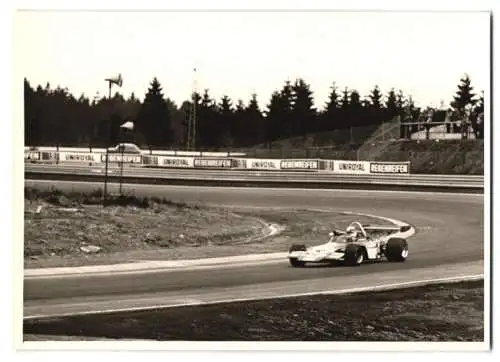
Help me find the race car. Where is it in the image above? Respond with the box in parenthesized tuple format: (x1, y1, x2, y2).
(287, 221, 410, 267)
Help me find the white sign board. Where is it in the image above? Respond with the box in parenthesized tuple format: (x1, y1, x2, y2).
(280, 159, 319, 170)
(245, 158, 282, 170)
(102, 154, 142, 164)
(159, 156, 195, 168)
(332, 160, 371, 174)
(25, 151, 40, 160)
(59, 152, 99, 163)
(194, 158, 233, 168)
(369, 162, 410, 174)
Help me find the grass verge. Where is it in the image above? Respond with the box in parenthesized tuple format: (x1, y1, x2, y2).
(24, 187, 266, 268)
(23, 280, 484, 341)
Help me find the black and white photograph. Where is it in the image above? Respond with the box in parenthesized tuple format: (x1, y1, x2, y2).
(8, 0, 494, 356)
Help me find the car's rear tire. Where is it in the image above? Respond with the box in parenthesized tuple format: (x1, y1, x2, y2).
(344, 244, 364, 266)
(385, 238, 408, 262)
(289, 258, 306, 267)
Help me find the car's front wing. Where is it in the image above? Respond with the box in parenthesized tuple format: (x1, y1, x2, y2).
(288, 251, 345, 262)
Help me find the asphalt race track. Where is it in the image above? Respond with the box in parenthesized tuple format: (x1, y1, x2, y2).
(23, 180, 485, 319)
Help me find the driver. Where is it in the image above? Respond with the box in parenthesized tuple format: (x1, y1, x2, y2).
(345, 225, 359, 242)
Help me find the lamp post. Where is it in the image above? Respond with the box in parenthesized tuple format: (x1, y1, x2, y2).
(102, 73, 123, 205)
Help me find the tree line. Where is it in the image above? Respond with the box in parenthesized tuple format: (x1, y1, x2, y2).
(24, 74, 484, 150)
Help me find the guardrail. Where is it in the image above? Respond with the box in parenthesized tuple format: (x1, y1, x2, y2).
(24, 163, 484, 193)
(24, 147, 484, 193)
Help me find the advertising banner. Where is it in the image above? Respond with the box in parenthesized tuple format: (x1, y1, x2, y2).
(101, 154, 142, 164)
(159, 156, 194, 168)
(245, 158, 282, 170)
(318, 159, 330, 170)
(59, 152, 99, 163)
(332, 160, 371, 174)
(142, 155, 159, 166)
(24, 151, 40, 161)
(40, 151, 59, 162)
(232, 158, 248, 169)
(369, 162, 410, 174)
(280, 159, 319, 170)
(194, 158, 233, 168)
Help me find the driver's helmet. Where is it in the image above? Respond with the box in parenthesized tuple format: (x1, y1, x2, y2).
(345, 225, 358, 242)
(328, 231, 335, 241)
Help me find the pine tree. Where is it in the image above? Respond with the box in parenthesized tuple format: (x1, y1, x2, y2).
(396, 90, 406, 110)
(340, 87, 350, 109)
(279, 81, 294, 137)
(348, 90, 363, 127)
(292, 78, 316, 135)
(337, 87, 351, 129)
(324, 82, 340, 114)
(266, 90, 284, 144)
(367, 85, 384, 125)
(197, 89, 218, 148)
(232, 99, 246, 146)
(244, 93, 265, 146)
(474, 90, 484, 114)
(322, 82, 341, 132)
(451, 74, 477, 111)
(218, 95, 234, 147)
(136, 77, 173, 147)
(385, 88, 399, 120)
(369, 85, 383, 109)
(349, 90, 362, 109)
(235, 99, 245, 113)
(471, 90, 485, 139)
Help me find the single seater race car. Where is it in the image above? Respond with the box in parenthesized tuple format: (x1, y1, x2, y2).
(288, 221, 410, 267)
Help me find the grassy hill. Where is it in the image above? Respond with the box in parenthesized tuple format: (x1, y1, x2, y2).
(371, 139, 484, 175)
(234, 136, 484, 175)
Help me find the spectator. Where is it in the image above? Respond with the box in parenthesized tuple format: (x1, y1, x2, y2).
(445, 109, 452, 133)
(477, 112, 484, 139)
(469, 111, 479, 139)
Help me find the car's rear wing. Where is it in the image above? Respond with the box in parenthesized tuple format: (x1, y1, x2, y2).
(363, 225, 411, 233)
(332, 224, 411, 236)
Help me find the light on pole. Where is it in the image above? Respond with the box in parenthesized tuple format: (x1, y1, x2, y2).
(102, 73, 123, 205)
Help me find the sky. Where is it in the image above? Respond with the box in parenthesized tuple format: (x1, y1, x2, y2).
(14, 10, 490, 111)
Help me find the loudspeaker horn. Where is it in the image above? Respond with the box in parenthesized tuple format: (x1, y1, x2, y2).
(105, 73, 123, 87)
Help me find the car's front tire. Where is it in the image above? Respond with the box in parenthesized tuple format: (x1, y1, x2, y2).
(289, 258, 306, 267)
(344, 244, 365, 266)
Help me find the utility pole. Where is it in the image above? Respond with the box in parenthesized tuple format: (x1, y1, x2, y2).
(186, 67, 197, 150)
(191, 67, 197, 150)
(186, 102, 192, 150)
(102, 73, 123, 205)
